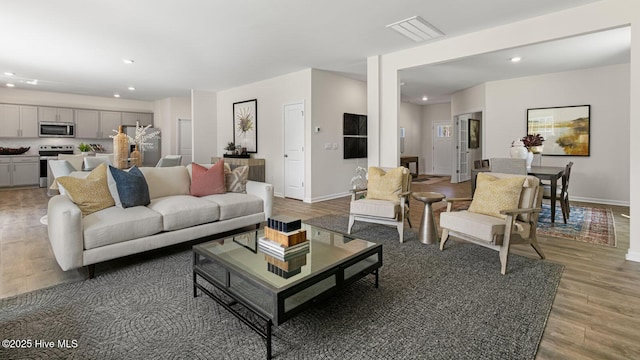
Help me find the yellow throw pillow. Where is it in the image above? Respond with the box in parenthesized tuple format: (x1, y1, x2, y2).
(367, 167, 405, 201)
(468, 173, 525, 219)
(56, 163, 115, 216)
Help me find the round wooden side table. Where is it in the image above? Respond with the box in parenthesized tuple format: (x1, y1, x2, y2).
(412, 192, 446, 244)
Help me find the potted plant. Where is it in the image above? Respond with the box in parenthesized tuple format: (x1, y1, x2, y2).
(521, 134, 545, 153)
(78, 143, 92, 155)
(224, 142, 236, 155)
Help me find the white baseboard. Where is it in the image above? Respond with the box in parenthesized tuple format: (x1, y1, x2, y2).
(626, 250, 640, 262)
(570, 196, 629, 207)
(309, 191, 351, 203)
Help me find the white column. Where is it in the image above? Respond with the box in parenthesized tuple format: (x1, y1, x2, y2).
(367, 55, 381, 168)
(626, 20, 640, 262)
(191, 89, 217, 164)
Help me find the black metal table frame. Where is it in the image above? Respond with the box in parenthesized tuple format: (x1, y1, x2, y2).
(193, 244, 382, 359)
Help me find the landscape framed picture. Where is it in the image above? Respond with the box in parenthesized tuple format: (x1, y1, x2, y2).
(527, 105, 590, 156)
(233, 99, 258, 153)
(468, 119, 480, 149)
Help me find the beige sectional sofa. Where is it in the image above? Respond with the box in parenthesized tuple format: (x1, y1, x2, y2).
(47, 164, 273, 277)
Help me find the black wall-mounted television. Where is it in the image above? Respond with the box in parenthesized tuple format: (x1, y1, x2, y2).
(343, 113, 367, 135)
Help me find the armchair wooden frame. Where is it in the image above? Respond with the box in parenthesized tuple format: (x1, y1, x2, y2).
(347, 168, 413, 243)
(440, 175, 545, 274)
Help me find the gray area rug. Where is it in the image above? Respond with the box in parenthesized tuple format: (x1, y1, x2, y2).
(0, 216, 562, 360)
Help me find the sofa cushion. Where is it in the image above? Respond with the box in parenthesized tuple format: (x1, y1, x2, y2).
(201, 193, 264, 221)
(147, 195, 220, 231)
(367, 167, 405, 201)
(83, 206, 163, 249)
(56, 163, 115, 216)
(440, 210, 531, 244)
(191, 161, 225, 196)
(468, 173, 525, 219)
(350, 198, 399, 218)
(225, 165, 249, 193)
(139, 166, 191, 200)
(109, 166, 151, 208)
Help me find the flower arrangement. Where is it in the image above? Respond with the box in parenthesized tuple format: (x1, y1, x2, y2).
(350, 166, 368, 190)
(521, 134, 545, 153)
(110, 122, 160, 151)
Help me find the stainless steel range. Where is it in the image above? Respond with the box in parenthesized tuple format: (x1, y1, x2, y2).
(39, 145, 74, 187)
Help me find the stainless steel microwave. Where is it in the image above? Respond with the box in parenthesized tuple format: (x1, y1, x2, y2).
(39, 122, 75, 137)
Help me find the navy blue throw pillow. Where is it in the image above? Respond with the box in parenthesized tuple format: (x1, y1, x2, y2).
(109, 166, 150, 208)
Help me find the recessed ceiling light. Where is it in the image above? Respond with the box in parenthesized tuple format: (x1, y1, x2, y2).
(400, 82, 406, 86)
(6, 83, 15, 87)
(510, 57, 522, 63)
(26, 79, 38, 85)
(122, 59, 135, 64)
(113, 93, 121, 98)
(4, 72, 15, 76)
(422, 96, 428, 101)
(127, 86, 136, 91)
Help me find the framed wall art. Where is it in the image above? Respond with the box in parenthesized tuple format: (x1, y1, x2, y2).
(233, 99, 258, 153)
(468, 119, 480, 149)
(527, 105, 590, 156)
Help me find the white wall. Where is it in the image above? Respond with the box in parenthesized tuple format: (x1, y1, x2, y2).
(421, 102, 452, 175)
(191, 90, 217, 164)
(310, 69, 367, 201)
(216, 69, 312, 197)
(485, 63, 630, 205)
(153, 97, 191, 156)
(369, 0, 640, 260)
(399, 102, 423, 174)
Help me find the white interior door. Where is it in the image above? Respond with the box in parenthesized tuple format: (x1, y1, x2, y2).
(456, 114, 470, 182)
(432, 121, 453, 175)
(284, 103, 305, 200)
(178, 118, 192, 165)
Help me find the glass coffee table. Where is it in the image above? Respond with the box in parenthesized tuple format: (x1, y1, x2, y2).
(193, 223, 383, 359)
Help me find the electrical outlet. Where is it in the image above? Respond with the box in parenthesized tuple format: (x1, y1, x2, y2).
(324, 143, 331, 150)
(332, 143, 338, 150)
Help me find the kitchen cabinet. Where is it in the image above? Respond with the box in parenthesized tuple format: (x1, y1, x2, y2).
(0, 158, 11, 187)
(75, 110, 122, 139)
(0, 104, 37, 138)
(0, 156, 39, 187)
(122, 112, 153, 127)
(75, 109, 100, 138)
(100, 111, 122, 138)
(39, 107, 74, 123)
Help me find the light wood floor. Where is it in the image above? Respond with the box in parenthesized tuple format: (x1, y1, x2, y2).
(1, 180, 638, 359)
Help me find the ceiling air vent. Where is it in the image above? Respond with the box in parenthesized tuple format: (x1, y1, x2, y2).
(386, 16, 443, 42)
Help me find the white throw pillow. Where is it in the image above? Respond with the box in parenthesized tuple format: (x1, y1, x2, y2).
(84, 156, 111, 171)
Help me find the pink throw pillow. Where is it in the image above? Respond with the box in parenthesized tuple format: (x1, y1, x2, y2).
(190, 161, 225, 196)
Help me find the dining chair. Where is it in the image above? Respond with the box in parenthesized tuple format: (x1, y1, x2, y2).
(155, 155, 183, 167)
(473, 160, 483, 169)
(543, 162, 573, 223)
(481, 159, 490, 168)
(490, 158, 527, 175)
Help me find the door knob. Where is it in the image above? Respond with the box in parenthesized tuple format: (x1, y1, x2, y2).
(284, 154, 288, 158)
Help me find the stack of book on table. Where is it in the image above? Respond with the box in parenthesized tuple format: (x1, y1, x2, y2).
(259, 216, 309, 278)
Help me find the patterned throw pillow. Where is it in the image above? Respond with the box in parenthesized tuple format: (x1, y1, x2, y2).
(191, 160, 225, 196)
(56, 163, 115, 216)
(108, 166, 150, 208)
(366, 167, 405, 201)
(225, 165, 249, 193)
(468, 173, 525, 219)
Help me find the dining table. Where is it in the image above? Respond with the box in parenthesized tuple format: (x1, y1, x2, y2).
(470, 165, 566, 224)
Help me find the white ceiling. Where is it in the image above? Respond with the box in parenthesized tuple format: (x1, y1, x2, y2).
(0, 0, 603, 102)
(400, 27, 631, 104)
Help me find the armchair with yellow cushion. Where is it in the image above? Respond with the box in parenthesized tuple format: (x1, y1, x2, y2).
(439, 172, 544, 274)
(348, 166, 412, 243)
